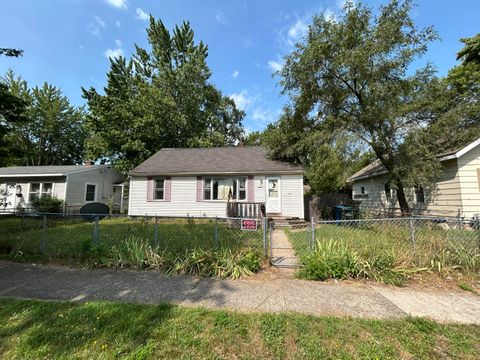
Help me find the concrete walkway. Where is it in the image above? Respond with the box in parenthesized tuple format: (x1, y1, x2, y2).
(270, 229, 299, 268)
(1, 261, 480, 325)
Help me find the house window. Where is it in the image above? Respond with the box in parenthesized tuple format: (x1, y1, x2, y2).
(154, 178, 164, 200)
(384, 183, 391, 202)
(29, 183, 41, 201)
(415, 186, 425, 205)
(41, 183, 53, 198)
(85, 184, 96, 202)
(361, 186, 366, 195)
(203, 177, 247, 201)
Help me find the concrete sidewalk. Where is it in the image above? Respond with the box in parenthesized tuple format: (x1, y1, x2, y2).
(1, 261, 479, 324)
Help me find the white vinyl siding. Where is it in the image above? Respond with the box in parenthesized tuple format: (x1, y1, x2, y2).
(129, 174, 305, 218)
(280, 174, 304, 218)
(457, 145, 480, 218)
(352, 159, 464, 217)
(65, 167, 125, 211)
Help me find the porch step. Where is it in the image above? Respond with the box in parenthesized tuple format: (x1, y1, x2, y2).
(270, 216, 309, 229)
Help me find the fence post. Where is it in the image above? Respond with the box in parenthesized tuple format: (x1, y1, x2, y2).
(153, 216, 159, 248)
(409, 218, 416, 247)
(40, 215, 47, 255)
(92, 216, 99, 245)
(311, 217, 315, 252)
(214, 218, 219, 247)
(269, 222, 273, 260)
(263, 217, 268, 257)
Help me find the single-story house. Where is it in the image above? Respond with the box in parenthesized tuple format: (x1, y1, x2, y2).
(0, 165, 126, 213)
(348, 137, 480, 218)
(128, 146, 304, 219)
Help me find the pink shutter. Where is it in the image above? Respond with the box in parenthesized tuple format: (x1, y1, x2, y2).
(196, 176, 203, 202)
(247, 176, 254, 202)
(165, 177, 172, 202)
(147, 177, 154, 202)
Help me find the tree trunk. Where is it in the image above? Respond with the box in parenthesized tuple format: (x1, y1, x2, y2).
(394, 179, 410, 216)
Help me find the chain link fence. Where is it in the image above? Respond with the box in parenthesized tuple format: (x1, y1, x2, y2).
(0, 213, 268, 260)
(286, 217, 480, 272)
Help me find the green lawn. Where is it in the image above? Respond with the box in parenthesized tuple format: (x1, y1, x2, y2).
(0, 216, 263, 278)
(0, 298, 479, 359)
(287, 221, 480, 283)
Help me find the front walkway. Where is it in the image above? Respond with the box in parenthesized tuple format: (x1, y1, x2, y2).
(270, 229, 299, 268)
(1, 261, 480, 324)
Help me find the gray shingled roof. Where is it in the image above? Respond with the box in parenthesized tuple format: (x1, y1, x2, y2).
(130, 147, 303, 176)
(0, 165, 109, 176)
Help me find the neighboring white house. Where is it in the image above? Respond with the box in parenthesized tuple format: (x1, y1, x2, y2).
(0, 165, 126, 213)
(349, 137, 480, 218)
(128, 146, 304, 219)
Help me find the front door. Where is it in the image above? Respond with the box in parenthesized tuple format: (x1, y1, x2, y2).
(265, 177, 281, 214)
(3, 183, 16, 211)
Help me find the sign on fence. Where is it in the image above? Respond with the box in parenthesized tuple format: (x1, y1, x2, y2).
(241, 218, 258, 231)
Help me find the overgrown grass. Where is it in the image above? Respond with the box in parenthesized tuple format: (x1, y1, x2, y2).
(0, 298, 479, 359)
(288, 222, 480, 285)
(0, 216, 263, 279)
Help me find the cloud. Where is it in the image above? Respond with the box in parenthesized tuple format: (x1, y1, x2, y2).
(135, 8, 149, 21)
(104, 0, 127, 10)
(231, 70, 239, 79)
(242, 38, 254, 48)
(267, 60, 283, 72)
(229, 90, 255, 111)
(116, 20, 121, 28)
(115, 39, 122, 47)
(215, 10, 227, 24)
(88, 17, 106, 38)
(287, 18, 308, 42)
(104, 48, 123, 59)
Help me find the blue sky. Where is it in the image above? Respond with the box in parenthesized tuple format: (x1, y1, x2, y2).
(1, 0, 479, 132)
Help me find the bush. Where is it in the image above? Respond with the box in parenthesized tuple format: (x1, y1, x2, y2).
(299, 240, 359, 280)
(31, 196, 64, 213)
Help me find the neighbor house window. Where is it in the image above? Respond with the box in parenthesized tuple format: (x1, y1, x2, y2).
(384, 183, 391, 202)
(85, 184, 96, 202)
(203, 177, 247, 201)
(361, 186, 366, 195)
(29, 183, 41, 201)
(154, 178, 164, 200)
(415, 186, 425, 204)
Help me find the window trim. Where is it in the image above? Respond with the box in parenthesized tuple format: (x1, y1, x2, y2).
(153, 177, 165, 201)
(84, 183, 97, 203)
(202, 176, 248, 202)
(28, 182, 55, 203)
(415, 186, 425, 205)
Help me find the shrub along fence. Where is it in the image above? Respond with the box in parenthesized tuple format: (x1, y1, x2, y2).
(0, 214, 268, 279)
(286, 217, 480, 284)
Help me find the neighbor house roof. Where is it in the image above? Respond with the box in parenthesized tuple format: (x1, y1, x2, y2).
(130, 146, 303, 176)
(0, 165, 110, 177)
(348, 137, 480, 182)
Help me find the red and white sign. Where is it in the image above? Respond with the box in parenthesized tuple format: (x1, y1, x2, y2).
(241, 219, 258, 231)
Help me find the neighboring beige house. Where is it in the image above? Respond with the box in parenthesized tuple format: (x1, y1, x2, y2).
(349, 137, 480, 218)
(128, 146, 304, 219)
(0, 165, 126, 213)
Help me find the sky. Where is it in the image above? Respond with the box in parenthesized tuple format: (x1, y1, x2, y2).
(1, 0, 479, 133)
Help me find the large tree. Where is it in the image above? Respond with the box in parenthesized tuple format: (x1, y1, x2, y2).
(4, 71, 87, 165)
(83, 17, 245, 172)
(270, 0, 441, 214)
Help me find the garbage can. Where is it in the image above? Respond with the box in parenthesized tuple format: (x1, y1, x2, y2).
(333, 205, 353, 220)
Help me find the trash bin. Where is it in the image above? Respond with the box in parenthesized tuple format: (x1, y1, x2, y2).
(333, 205, 353, 220)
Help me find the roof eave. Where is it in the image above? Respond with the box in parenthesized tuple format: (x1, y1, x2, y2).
(129, 170, 304, 177)
(0, 173, 66, 178)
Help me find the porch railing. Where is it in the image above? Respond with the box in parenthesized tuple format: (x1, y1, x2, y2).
(227, 202, 265, 219)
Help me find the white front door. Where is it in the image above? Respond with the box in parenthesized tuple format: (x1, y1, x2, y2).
(3, 183, 16, 211)
(265, 177, 281, 214)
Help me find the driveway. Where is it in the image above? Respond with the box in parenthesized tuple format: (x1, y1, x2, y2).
(1, 261, 479, 324)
